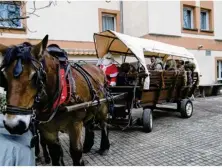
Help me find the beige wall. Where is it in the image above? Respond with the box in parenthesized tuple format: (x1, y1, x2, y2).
(0, 1, 120, 41)
(147, 1, 182, 36)
(123, 1, 182, 37)
(123, 1, 149, 37)
(189, 49, 222, 85)
(1, 0, 222, 86)
(214, 1, 222, 40)
(122, 1, 222, 85)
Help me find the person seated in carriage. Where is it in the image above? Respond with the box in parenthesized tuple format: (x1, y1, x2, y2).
(116, 63, 137, 86)
(147, 56, 163, 70)
(184, 60, 196, 86)
(165, 59, 177, 71)
(99, 52, 119, 86)
(177, 60, 185, 71)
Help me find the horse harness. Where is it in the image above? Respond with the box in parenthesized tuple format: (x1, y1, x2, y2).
(0, 44, 112, 148)
(0, 44, 102, 123)
(0, 45, 48, 116)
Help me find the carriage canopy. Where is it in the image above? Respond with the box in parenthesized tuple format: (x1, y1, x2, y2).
(93, 30, 200, 74)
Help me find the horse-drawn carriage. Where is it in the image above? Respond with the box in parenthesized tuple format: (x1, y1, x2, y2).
(93, 30, 200, 133)
(0, 30, 200, 166)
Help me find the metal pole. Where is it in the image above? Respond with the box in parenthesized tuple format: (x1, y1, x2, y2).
(65, 92, 127, 112)
(120, 0, 124, 33)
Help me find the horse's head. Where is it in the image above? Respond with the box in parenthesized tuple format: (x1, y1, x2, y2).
(0, 35, 51, 135)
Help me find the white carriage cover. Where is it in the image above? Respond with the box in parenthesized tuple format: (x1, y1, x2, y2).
(94, 30, 200, 89)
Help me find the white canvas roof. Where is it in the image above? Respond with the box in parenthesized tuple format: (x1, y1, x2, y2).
(94, 30, 200, 74)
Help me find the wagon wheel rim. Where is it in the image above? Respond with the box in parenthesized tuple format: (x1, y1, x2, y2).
(186, 102, 193, 116)
(150, 112, 153, 128)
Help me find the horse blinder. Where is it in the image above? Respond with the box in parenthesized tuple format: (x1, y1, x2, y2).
(0, 70, 7, 90)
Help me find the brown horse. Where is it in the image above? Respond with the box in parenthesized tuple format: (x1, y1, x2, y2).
(0, 35, 110, 165)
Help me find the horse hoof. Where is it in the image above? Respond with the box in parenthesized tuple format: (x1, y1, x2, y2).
(35, 156, 41, 162)
(80, 160, 85, 166)
(73, 160, 85, 166)
(45, 157, 51, 164)
(96, 149, 109, 156)
(83, 147, 91, 153)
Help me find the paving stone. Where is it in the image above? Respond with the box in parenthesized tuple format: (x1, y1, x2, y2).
(37, 96, 222, 166)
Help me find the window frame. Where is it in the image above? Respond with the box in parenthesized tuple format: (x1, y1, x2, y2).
(102, 13, 116, 31)
(200, 9, 210, 31)
(98, 8, 121, 32)
(181, 1, 214, 36)
(0, 1, 23, 29)
(0, 1, 26, 34)
(217, 60, 222, 80)
(183, 6, 194, 29)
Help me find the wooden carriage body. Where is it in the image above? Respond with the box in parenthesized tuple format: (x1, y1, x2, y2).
(93, 30, 201, 132)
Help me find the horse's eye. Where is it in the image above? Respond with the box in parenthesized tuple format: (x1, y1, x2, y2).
(32, 73, 37, 81)
(29, 71, 36, 80)
(32, 73, 39, 88)
(0, 71, 8, 90)
(29, 71, 37, 86)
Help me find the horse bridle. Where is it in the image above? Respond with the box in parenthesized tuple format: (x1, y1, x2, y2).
(0, 45, 47, 118)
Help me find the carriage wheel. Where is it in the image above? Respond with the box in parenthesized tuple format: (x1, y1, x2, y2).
(180, 99, 193, 118)
(142, 109, 153, 133)
(177, 101, 181, 111)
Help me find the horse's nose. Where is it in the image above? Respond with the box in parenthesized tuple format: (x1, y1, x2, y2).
(4, 120, 27, 135)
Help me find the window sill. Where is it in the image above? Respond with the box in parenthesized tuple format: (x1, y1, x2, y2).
(215, 39, 222, 42)
(200, 29, 214, 36)
(182, 27, 198, 32)
(0, 27, 26, 34)
(182, 27, 199, 35)
(200, 29, 214, 33)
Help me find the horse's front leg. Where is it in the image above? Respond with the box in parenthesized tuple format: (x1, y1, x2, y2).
(83, 119, 95, 153)
(97, 104, 110, 155)
(35, 132, 40, 160)
(97, 121, 110, 155)
(39, 129, 64, 166)
(39, 132, 51, 164)
(68, 121, 85, 166)
(47, 141, 64, 166)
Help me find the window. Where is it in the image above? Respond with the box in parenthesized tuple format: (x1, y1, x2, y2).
(99, 8, 120, 32)
(102, 14, 116, 31)
(0, 2, 22, 28)
(183, 7, 194, 29)
(200, 9, 209, 30)
(217, 60, 222, 80)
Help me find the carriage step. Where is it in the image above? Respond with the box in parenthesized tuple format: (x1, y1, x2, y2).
(109, 119, 129, 125)
(112, 104, 127, 118)
(109, 118, 140, 126)
(114, 104, 125, 108)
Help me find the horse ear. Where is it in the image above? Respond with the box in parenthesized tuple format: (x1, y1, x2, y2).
(0, 44, 8, 57)
(32, 35, 49, 60)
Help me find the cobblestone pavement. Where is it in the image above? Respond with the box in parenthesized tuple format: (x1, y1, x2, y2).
(37, 96, 222, 166)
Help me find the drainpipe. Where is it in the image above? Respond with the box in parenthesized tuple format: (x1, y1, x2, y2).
(120, 0, 124, 63)
(119, 0, 124, 63)
(120, 0, 124, 33)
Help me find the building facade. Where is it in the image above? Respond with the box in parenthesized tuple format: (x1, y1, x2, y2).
(0, 1, 222, 85)
(123, 1, 222, 85)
